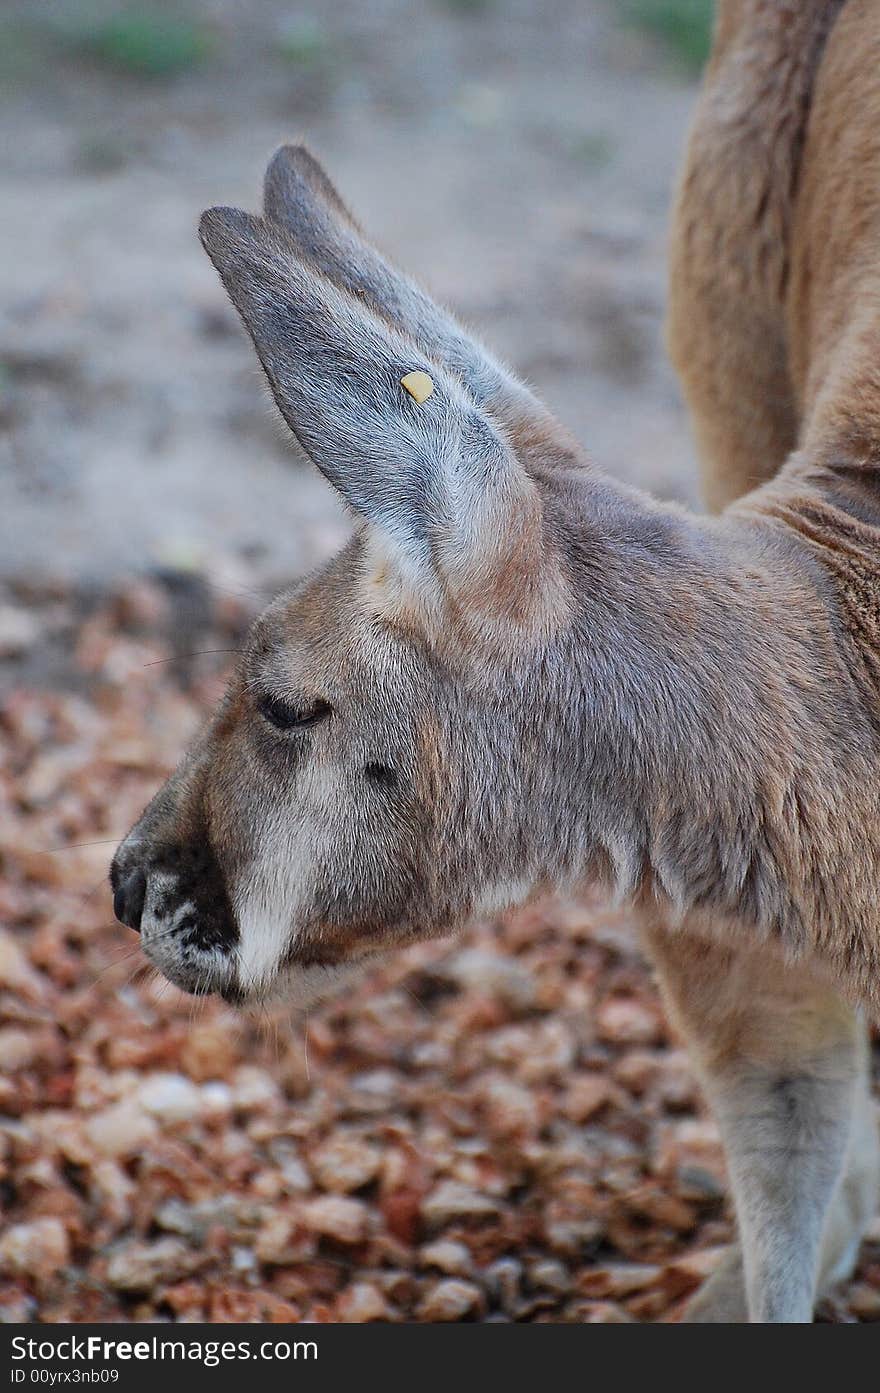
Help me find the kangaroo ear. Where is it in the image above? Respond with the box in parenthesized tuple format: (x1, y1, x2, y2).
(261, 144, 532, 423)
(198, 205, 560, 634)
(264, 144, 363, 242)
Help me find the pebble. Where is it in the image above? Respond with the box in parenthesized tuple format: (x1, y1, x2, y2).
(543, 1215, 605, 1257)
(351, 1069, 399, 1098)
(0, 1290, 37, 1322)
(231, 1245, 257, 1274)
(441, 949, 537, 1013)
(485, 1257, 522, 1315)
(309, 1134, 382, 1193)
(138, 1073, 203, 1123)
(300, 1195, 370, 1245)
(254, 1214, 299, 1265)
(528, 1258, 572, 1295)
(562, 1074, 612, 1123)
(419, 1239, 474, 1276)
(480, 1076, 540, 1136)
(0, 1028, 43, 1071)
(416, 1278, 484, 1322)
(0, 930, 47, 1002)
(596, 997, 661, 1045)
(577, 1263, 661, 1298)
(613, 1049, 660, 1094)
(846, 1283, 880, 1321)
(231, 1066, 282, 1111)
(106, 1237, 194, 1293)
(421, 1180, 500, 1226)
(85, 1101, 159, 1158)
(0, 1217, 69, 1281)
(486, 1020, 575, 1082)
(279, 1156, 312, 1193)
(337, 1281, 391, 1322)
(581, 1300, 635, 1323)
(200, 1082, 234, 1117)
(90, 1159, 134, 1220)
(180, 1021, 239, 1082)
(154, 1196, 239, 1240)
(673, 1170, 724, 1203)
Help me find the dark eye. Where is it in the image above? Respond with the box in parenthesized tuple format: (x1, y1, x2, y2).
(364, 762, 397, 787)
(258, 695, 332, 731)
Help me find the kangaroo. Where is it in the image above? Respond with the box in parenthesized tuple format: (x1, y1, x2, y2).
(112, 0, 880, 1322)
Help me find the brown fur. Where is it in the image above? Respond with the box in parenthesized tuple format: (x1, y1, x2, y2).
(113, 1, 880, 1320)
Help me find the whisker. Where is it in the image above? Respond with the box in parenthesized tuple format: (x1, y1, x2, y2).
(29, 838, 129, 854)
(201, 579, 276, 604)
(90, 942, 146, 986)
(257, 1001, 272, 1054)
(188, 969, 208, 1028)
(259, 1002, 284, 1068)
(120, 957, 153, 994)
(89, 919, 188, 987)
(77, 872, 113, 910)
(142, 649, 242, 668)
(152, 974, 171, 1005)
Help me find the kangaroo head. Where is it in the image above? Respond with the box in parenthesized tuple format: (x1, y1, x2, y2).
(111, 146, 583, 1008)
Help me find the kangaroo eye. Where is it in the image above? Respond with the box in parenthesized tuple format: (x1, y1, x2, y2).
(259, 695, 332, 731)
(365, 762, 397, 787)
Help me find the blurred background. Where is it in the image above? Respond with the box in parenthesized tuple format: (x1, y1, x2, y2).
(1, 0, 705, 600)
(4, 0, 878, 1326)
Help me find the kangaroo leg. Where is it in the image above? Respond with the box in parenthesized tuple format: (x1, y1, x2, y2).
(642, 924, 878, 1322)
(682, 1067, 879, 1323)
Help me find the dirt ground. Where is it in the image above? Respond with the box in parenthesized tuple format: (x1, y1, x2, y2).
(2, 0, 879, 1324)
(1, 0, 699, 592)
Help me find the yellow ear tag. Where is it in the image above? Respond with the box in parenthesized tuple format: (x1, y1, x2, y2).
(401, 370, 434, 404)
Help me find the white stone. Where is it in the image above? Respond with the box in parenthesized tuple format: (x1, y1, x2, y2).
(138, 1073, 203, 1122)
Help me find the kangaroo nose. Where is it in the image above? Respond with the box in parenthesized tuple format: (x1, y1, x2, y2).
(113, 868, 147, 933)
